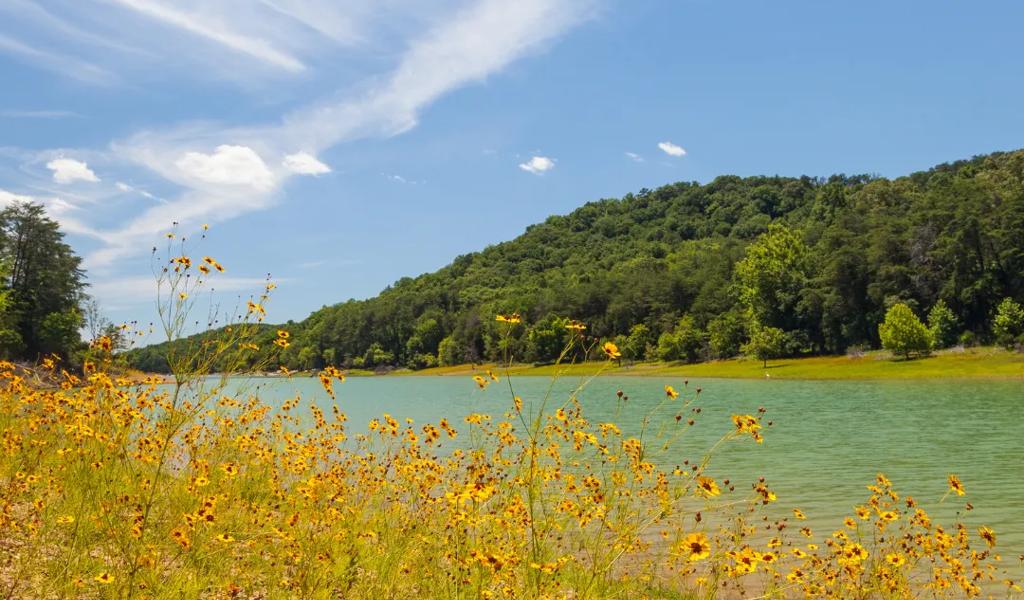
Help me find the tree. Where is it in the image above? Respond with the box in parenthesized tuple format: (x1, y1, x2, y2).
(622, 323, 653, 361)
(438, 336, 462, 366)
(707, 310, 747, 358)
(741, 326, 786, 368)
(734, 224, 809, 331)
(0, 202, 85, 359)
(992, 297, 1024, 350)
(656, 316, 705, 363)
(927, 300, 959, 349)
(526, 315, 569, 363)
(878, 303, 933, 359)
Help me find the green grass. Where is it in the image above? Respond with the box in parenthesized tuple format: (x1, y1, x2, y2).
(399, 347, 1024, 380)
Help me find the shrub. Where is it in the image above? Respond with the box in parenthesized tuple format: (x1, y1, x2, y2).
(878, 303, 933, 359)
(992, 297, 1024, 350)
(927, 299, 960, 349)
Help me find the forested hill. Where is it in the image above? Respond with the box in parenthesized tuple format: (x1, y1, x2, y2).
(127, 149, 1024, 373)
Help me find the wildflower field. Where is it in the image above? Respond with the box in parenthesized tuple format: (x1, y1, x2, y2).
(1, 246, 1020, 599)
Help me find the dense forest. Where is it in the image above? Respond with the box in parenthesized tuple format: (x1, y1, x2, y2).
(127, 149, 1024, 373)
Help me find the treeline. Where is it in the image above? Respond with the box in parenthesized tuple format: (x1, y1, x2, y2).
(128, 149, 1024, 373)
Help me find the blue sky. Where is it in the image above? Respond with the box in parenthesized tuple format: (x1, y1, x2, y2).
(1, 1, 1023, 333)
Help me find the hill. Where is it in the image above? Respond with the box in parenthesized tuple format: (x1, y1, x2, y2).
(127, 149, 1024, 373)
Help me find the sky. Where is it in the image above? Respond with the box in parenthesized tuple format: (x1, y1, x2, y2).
(1, 0, 1023, 334)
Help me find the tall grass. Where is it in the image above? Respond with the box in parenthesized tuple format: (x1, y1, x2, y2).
(0, 237, 1017, 598)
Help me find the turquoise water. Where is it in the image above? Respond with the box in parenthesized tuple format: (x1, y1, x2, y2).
(221, 374, 1023, 579)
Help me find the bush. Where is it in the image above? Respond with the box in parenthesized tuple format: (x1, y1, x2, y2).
(927, 300, 959, 349)
(878, 303, 933, 359)
(992, 297, 1024, 350)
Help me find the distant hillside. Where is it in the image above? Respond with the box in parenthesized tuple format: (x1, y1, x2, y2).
(127, 150, 1024, 373)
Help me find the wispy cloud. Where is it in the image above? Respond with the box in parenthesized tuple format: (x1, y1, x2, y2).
(3, 0, 595, 271)
(108, 0, 307, 72)
(0, 109, 79, 119)
(0, 33, 115, 84)
(625, 151, 643, 162)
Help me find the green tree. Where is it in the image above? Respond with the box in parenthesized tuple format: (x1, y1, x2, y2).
(707, 310, 747, 358)
(927, 300, 959, 349)
(741, 326, 786, 368)
(656, 316, 705, 363)
(992, 297, 1024, 350)
(878, 303, 933, 359)
(526, 315, 569, 364)
(734, 224, 809, 331)
(0, 202, 85, 359)
(622, 323, 653, 361)
(437, 335, 462, 366)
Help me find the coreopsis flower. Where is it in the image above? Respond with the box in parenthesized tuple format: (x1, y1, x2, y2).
(664, 385, 679, 399)
(602, 341, 621, 359)
(695, 476, 720, 498)
(885, 553, 906, 567)
(948, 474, 965, 496)
(495, 313, 521, 324)
(678, 532, 711, 562)
(793, 508, 806, 520)
(94, 573, 114, 584)
(731, 414, 764, 443)
(564, 320, 586, 332)
(472, 375, 489, 389)
(978, 526, 996, 547)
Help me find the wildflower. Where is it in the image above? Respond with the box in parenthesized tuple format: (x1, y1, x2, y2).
(948, 474, 965, 496)
(486, 369, 499, 382)
(793, 508, 806, 520)
(495, 313, 521, 324)
(274, 338, 290, 349)
(602, 341, 621, 359)
(198, 264, 210, 274)
(695, 476, 720, 498)
(472, 375, 489, 389)
(56, 515, 75, 524)
(277, 329, 290, 339)
(678, 532, 711, 562)
(179, 292, 188, 300)
(94, 573, 114, 584)
(978, 526, 996, 547)
(216, 533, 236, 543)
(564, 320, 586, 332)
(879, 510, 899, 522)
(664, 385, 679, 399)
(855, 505, 871, 520)
(731, 414, 763, 443)
(885, 553, 906, 567)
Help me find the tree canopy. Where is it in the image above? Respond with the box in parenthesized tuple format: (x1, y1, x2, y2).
(127, 149, 1024, 372)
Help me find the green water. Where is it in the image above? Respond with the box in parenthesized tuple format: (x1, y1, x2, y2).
(226, 374, 1023, 579)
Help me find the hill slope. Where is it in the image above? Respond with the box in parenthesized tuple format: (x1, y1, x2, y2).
(128, 150, 1024, 373)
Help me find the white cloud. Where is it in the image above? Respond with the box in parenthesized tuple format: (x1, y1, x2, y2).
(0, 33, 116, 84)
(625, 151, 643, 162)
(175, 145, 275, 191)
(0, 109, 78, 119)
(46, 158, 100, 184)
(89, 275, 277, 305)
(116, 181, 164, 203)
(30, 0, 594, 269)
(658, 141, 686, 157)
(108, 0, 306, 72)
(519, 155, 555, 175)
(0, 188, 104, 239)
(282, 152, 331, 175)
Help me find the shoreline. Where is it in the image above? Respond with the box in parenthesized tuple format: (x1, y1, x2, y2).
(388, 347, 1024, 381)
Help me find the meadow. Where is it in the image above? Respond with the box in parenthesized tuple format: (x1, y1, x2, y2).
(1, 249, 1020, 599)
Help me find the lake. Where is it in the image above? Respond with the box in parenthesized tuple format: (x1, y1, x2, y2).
(221, 373, 1023, 580)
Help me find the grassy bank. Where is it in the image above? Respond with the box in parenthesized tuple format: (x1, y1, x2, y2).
(402, 346, 1024, 380)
